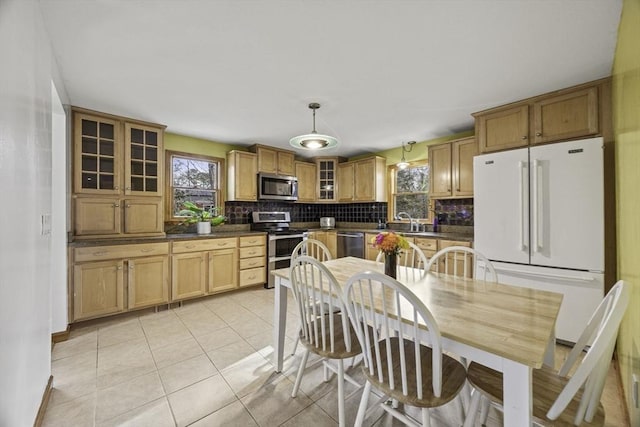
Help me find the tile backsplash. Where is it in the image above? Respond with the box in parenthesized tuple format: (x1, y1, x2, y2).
(434, 198, 474, 226)
(224, 201, 388, 224)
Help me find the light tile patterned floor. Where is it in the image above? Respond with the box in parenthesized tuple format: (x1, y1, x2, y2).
(43, 287, 629, 427)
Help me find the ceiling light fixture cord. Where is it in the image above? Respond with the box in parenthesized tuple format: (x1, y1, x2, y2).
(398, 140, 416, 169)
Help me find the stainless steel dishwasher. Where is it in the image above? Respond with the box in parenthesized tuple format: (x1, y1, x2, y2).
(337, 231, 364, 258)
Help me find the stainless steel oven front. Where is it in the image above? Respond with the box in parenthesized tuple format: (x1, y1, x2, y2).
(266, 231, 307, 288)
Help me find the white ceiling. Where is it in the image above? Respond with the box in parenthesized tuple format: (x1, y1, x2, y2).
(40, 0, 622, 158)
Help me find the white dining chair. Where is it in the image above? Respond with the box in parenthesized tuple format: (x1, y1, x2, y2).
(289, 256, 362, 427)
(290, 238, 335, 355)
(291, 238, 332, 262)
(344, 270, 467, 427)
(464, 280, 630, 427)
(426, 246, 497, 281)
(375, 241, 429, 281)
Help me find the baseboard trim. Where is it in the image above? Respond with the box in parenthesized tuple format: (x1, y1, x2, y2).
(51, 325, 70, 344)
(33, 375, 53, 427)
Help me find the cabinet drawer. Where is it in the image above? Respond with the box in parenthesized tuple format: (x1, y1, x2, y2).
(239, 235, 266, 247)
(414, 238, 438, 251)
(438, 240, 472, 249)
(75, 242, 169, 262)
(239, 246, 265, 259)
(239, 256, 266, 270)
(239, 267, 266, 286)
(172, 238, 237, 253)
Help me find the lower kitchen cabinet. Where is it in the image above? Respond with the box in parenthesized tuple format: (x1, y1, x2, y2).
(171, 252, 207, 301)
(72, 242, 170, 321)
(209, 248, 238, 293)
(308, 230, 337, 259)
(128, 255, 169, 309)
(365, 232, 379, 261)
(171, 237, 239, 300)
(436, 240, 473, 278)
(238, 235, 266, 287)
(73, 259, 125, 320)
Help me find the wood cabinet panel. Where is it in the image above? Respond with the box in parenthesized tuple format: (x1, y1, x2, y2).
(254, 145, 295, 176)
(239, 235, 266, 247)
(476, 104, 529, 153)
(365, 233, 379, 261)
(75, 242, 169, 262)
(127, 255, 169, 309)
(532, 87, 598, 144)
(227, 150, 257, 201)
(239, 245, 265, 259)
(172, 238, 237, 253)
(74, 197, 121, 236)
(209, 248, 238, 294)
(123, 198, 163, 234)
(124, 123, 163, 197)
(171, 252, 207, 300)
(239, 267, 266, 287)
(277, 151, 295, 175)
(239, 257, 265, 269)
(429, 143, 452, 198)
(337, 162, 354, 201)
(73, 259, 124, 320)
(295, 161, 317, 202)
(452, 137, 477, 197)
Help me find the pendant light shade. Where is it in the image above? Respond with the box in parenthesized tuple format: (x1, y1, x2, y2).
(289, 103, 338, 150)
(397, 140, 416, 169)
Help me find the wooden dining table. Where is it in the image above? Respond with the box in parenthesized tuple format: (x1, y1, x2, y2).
(271, 257, 563, 426)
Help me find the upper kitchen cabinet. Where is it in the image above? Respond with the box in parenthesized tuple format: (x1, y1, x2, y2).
(250, 144, 295, 176)
(473, 78, 611, 153)
(314, 157, 343, 203)
(338, 156, 386, 202)
(295, 161, 317, 202)
(227, 150, 257, 201)
(429, 137, 478, 199)
(72, 108, 165, 239)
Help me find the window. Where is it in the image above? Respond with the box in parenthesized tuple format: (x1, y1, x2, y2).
(389, 162, 431, 222)
(165, 151, 223, 221)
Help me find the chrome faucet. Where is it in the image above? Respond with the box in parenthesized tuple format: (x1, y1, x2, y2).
(396, 212, 419, 232)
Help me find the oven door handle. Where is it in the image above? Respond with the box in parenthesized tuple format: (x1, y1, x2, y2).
(269, 255, 293, 263)
(268, 233, 307, 241)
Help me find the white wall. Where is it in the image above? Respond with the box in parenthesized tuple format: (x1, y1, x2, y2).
(0, 0, 68, 424)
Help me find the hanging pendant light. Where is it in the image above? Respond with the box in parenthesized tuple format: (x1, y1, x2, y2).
(289, 103, 339, 150)
(397, 140, 416, 169)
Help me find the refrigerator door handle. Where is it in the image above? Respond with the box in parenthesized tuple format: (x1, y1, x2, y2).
(532, 159, 543, 252)
(494, 266, 596, 282)
(519, 161, 529, 251)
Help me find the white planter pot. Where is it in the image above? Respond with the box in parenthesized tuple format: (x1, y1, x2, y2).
(196, 222, 211, 235)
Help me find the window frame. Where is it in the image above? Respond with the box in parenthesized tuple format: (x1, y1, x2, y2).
(164, 150, 225, 222)
(387, 160, 433, 224)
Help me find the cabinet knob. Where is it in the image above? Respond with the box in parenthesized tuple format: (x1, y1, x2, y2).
(114, 186, 119, 190)
(126, 204, 131, 208)
(126, 186, 131, 190)
(114, 203, 120, 208)
(117, 266, 123, 270)
(521, 135, 528, 140)
(536, 132, 542, 137)
(129, 265, 134, 269)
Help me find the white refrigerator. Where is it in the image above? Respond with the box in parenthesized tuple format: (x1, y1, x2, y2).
(473, 137, 605, 343)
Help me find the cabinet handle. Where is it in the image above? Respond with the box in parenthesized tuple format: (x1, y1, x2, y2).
(140, 248, 153, 253)
(185, 244, 195, 249)
(93, 251, 106, 256)
(248, 274, 256, 279)
(113, 203, 120, 208)
(521, 135, 528, 140)
(536, 132, 542, 137)
(218, 242, 228, 246)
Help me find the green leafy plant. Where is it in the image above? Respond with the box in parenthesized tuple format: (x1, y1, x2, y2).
(178, 201, 226, 226)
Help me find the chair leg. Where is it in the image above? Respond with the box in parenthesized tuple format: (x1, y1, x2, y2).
(291, 324, 301, 355)
(421, 408, 431, 427)
(337, 359, 345, 427)
(354, 381, 372, 427)
(291, 349, 309, 398)
(479, 395, 490, 426)
(463, 388, 482, 427)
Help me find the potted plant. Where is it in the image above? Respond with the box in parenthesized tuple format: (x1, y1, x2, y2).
(179, 201, 227, 234)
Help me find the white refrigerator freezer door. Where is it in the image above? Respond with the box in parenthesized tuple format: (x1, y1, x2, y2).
(474, 148, 530, 264)
(529, 137, 604, 271)
(487, 262, 604, 343)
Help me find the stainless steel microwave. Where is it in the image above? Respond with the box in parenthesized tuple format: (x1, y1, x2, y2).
(258, 173, 298, 201)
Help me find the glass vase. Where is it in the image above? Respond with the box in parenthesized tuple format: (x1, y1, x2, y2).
(384, 253, 397, 279)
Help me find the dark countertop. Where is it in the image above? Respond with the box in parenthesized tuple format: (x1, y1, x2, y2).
(69, 230, 267, 247)
(308, 227, 474, 243)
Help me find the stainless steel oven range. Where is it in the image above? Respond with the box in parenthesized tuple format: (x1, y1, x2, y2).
(250, 211, 307, 289)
